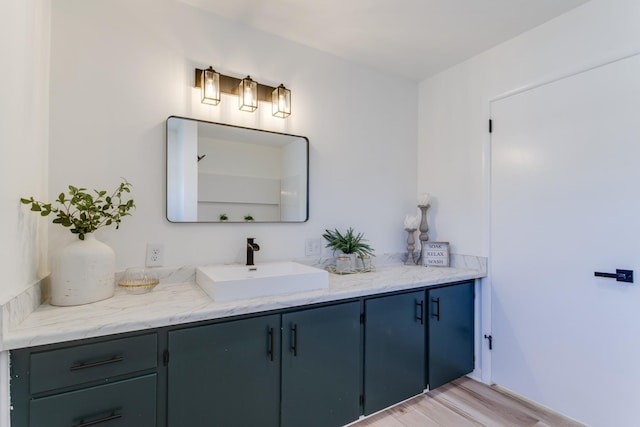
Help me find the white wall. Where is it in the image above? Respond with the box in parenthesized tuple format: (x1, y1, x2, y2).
(0, 0, 50, 304)
(418, 0, 640, 424)
(0, 1, 50, 423)
(49, 0, 418, 269)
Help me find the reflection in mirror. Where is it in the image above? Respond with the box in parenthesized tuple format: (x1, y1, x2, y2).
(166, 117, 309, 223)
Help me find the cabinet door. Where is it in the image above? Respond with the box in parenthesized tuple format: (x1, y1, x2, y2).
(167, 314, 280, 427)
(281, 302, 361, 427)
(428, 282, 474, 390)
(364, 291, 425, 415)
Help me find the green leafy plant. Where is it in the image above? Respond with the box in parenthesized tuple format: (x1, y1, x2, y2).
(21, 178, 135, 240)
(244, 214, 254, 221)
(322, 227, 375, 259)
(219, 213, 228, 221)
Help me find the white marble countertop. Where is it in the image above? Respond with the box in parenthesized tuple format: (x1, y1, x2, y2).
(2, 262, 486, 351)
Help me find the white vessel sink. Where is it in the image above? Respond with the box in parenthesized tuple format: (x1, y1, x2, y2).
(196, 262, 329, 302)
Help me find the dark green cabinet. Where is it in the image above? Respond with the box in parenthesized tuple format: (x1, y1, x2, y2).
(427, 282, 475, 390)
(167, 303, 361, 427)
(167, 314, 281, 427)
(10, 280, 476, 427)
(363, 290, 426, 415)
(281, 302, 362, 427)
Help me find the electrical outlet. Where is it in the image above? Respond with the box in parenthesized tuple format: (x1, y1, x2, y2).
(146, 243, 164, 267)
(305, 238, 322, 256)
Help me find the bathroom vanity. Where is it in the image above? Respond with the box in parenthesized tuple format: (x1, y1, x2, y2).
(4, 260, 485, 427)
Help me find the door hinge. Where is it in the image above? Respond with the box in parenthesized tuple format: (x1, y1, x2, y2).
(163, 349, 170, 366)
(484, 334, 493, 350)
(489, 119, 493, 133)
(359, 394, 365, 406)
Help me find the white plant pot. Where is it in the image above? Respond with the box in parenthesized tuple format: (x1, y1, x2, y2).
(355, 255, 372, 271)
(51, 233, 116, 306)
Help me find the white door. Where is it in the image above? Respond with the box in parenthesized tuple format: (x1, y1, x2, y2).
(490, 53, 640, 427)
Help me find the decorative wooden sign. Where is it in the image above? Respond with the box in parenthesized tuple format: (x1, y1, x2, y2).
(424, 242, 450, 267)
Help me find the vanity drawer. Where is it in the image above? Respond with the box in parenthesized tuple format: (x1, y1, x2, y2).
(29, 373, 156, 427)
(30, 334, 157, 394)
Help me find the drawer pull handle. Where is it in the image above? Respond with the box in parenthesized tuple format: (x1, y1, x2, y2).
(70, 356, 124, 371)
(72, 412, 122, 427)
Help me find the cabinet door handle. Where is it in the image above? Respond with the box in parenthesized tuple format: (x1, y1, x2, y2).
(415, 300, 424, 325)
(71, 412, 122, 427)
(267, 327, 274, 361)
(69, 356, 124, 371)
(291, 324, 298, 357)
(431, 297, 441, 321)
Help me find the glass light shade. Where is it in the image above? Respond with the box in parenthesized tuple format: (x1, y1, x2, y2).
(272, 84, 291, 118)
(200, 67, 220, 105)
(238, 76, 258, 112)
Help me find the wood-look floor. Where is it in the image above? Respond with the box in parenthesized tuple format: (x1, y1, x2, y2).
(348, 377, 586, 427)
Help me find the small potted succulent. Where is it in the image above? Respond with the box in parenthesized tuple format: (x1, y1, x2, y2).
(21, 178, 135, 306)
(323, 227, 375, 272)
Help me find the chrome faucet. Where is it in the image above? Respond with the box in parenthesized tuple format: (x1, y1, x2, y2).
(246, 238, 260, 266)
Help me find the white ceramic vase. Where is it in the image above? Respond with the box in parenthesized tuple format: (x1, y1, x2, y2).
(51, 233, 116, 306)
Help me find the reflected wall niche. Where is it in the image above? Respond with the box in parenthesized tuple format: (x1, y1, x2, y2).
(166, 117, 309, 223)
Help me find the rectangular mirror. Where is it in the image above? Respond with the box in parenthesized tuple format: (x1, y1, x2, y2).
(166, 116, 309, 222)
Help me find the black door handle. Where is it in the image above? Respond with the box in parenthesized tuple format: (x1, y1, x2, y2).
(291, 324, 298, 356)
(267, 327, 274, 361)
(431, 297, 440, 321)
(594, 269, 633, 283)
(415, 300, 424, 325)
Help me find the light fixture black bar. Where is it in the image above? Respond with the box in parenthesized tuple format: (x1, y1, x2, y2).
(194, 69, 276, 102)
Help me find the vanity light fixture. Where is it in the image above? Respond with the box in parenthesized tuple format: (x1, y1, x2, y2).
(238, 75, 258, 112)
(194, 67, 292, 118)
(199, 67, 220, 105)
(272, 84, 291, 118)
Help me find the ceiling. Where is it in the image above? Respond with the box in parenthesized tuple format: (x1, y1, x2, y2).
(179, 0, 590, 81)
